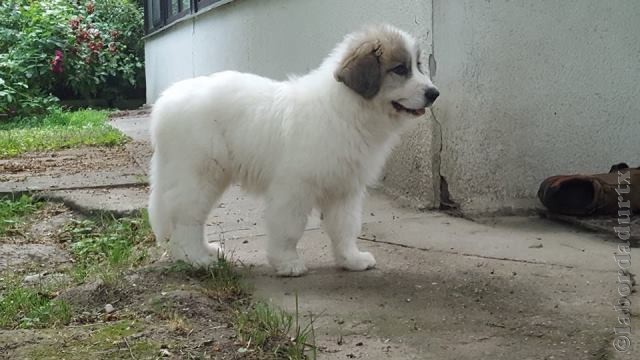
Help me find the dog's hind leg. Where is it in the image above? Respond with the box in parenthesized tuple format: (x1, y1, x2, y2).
(321, 192, 376, 271)
(160, 156, 230, 267)
(264, 186, 312, 276)
(149, 152, 173, 246)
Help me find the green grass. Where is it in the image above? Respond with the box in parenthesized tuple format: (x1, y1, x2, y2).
(165, 259, 318, 358)
(235, 297, 316, 359)
(167, 258, 247, 300)
(0, 109, 126, 158)
(0, 278, 72, 329)
(0, 195, 42, 235)
(64, 211, 153, 283)
(27, 320, 161, 360)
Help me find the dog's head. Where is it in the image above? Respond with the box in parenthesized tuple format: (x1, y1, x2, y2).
(334, 25, 439, 117)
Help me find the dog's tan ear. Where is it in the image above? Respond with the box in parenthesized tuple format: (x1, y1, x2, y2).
(335, 40, 383, 99)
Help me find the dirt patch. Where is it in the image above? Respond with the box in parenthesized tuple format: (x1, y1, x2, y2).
(0, 261, 255, 359)
(0, 244, 70, 271)
(0, 201, 298, 359)
(0, 203, 76, 271)
(0, 145, 138, 181)
(38, 265, 244, 359)
(3, 203, 75, 245)
(126, 140, 152, 173)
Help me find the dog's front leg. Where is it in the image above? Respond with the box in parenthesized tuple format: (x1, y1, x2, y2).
(322, 192, 376, 271)
(264, 190, 312, 277)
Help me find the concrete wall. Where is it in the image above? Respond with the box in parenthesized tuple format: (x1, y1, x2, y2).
(145, 0, 640, 213)
(433, 0, 640, 212)
(144, 0, 440, 207)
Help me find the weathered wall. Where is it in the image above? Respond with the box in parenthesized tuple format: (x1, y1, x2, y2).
(144, 0, 440, 207)
(432, 0, 640, 212)
(145, 0, 639, 213)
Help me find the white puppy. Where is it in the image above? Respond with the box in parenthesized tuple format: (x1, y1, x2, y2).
(149, 24, 439, 276)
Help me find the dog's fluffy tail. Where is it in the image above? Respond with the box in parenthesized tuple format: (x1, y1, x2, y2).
(148, 153, 173, 246)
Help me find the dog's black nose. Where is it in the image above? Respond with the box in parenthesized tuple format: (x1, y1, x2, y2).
(425, 88, 440, 103)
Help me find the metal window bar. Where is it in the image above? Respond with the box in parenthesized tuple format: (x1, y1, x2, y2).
(166, 0, 191, 24)
(145, 0, 225, 34)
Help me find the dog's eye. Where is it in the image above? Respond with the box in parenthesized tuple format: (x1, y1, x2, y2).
(391, 64, 409, 76)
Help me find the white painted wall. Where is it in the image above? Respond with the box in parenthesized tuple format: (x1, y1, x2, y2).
(144, 0, 440, 207)
(433, 0, 640, 212)
(144, 0, 640, 213)
(145, 0, 433, 102)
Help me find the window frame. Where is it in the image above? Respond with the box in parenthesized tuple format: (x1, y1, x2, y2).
(196, 0, 222, 10)
(144, 0, 226, 35)
(166, 0, 191, 24)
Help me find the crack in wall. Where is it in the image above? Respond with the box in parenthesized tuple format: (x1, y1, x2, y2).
(430, 110, 458, 211)
(429, 1, 459, 211)
(429, 0, 460, 210)
(191, 19, 196, 77)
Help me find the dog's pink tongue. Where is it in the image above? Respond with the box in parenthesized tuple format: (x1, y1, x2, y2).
(415, 108, 426, 116)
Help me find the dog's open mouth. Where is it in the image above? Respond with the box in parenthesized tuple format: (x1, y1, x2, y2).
(392, 101, 426, 116)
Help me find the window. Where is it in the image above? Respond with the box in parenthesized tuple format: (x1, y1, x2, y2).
(167, 0, 190, 22)
(145, 0, 225, 34)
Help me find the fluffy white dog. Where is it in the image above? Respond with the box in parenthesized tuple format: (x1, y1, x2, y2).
(149, 24, 439, 276)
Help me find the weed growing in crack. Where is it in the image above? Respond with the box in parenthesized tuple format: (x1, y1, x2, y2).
(0, 195, 42, 235)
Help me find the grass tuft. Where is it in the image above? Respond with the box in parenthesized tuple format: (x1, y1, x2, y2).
(0, 109, 126, 158)
(0, 195, 42, 235)
(0, 278, 72, 329)
(62, 211, 153, 283)
(167, 312, 192, 335)
(204, 257, 246, 299)
(167, 257, 247, 300)
(235, 296, 316, 359)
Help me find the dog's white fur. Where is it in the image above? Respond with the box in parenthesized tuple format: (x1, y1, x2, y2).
(149, 24, 438, 276)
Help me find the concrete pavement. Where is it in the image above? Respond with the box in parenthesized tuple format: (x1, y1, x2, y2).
(208, 185, 639, 359)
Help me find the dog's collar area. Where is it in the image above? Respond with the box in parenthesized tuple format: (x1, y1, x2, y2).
(392, 101, 426, 116)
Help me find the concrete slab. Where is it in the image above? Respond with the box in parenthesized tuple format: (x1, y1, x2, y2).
(205, 188, 639, 359)
(208, 187, 627, 273)
(41, 186, 149, 216)
(0, 171, 145, 194)
(0, 116, 151, 217)
(541, 211, 640, 247)
(0, 244, 70, 271)
(110, 114, 153, 176)
(0, 146, 146, 194)
(110, 113, 150, 143)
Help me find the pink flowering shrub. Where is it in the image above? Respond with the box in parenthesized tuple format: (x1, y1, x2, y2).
(0, 0, 144, 118)
(51, 50, 64, 73)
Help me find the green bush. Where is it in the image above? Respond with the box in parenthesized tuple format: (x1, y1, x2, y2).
(0, 0, 144, 118)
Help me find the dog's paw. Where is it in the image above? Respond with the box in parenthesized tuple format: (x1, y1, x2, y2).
(206, 242, 224, 258)
(274, 259, 308, 277)
(339, 251, 376, 271)
(167, 243, 219, 268)
(182, 252, 218, 268)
